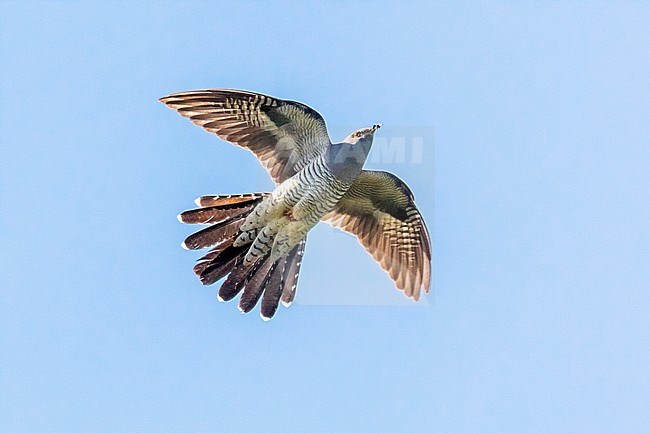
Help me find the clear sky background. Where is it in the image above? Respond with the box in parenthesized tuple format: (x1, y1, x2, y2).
(1, 2, 649, 432)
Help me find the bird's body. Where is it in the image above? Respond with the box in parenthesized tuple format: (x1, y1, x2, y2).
(161, 89, 431, 319)
(237, 160, 352, 264)
(236, 138, 373, 264)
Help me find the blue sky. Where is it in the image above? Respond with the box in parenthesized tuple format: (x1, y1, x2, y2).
(1, 1, 649, 432)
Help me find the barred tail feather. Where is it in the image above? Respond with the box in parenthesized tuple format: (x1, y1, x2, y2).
(281, 238, 306, 307)
(181, 215, 247, 250)
(194, 193, 270, 208)
(178, 204, 254, 225)
(217, 256, 251, 302)
(238, 257, 274, 313)
(260, 260, 286, 320)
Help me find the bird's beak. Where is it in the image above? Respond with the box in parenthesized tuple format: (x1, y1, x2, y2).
(364, 124, 381, 137)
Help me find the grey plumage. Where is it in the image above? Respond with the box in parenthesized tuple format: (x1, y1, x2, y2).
(161, 89, 431, 319)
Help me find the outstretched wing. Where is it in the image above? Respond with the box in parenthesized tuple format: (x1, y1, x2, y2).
(324, 170, 432, 300)
(160, 89, 331, 184)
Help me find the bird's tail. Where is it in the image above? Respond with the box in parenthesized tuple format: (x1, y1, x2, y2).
(178, 193, 306, 320)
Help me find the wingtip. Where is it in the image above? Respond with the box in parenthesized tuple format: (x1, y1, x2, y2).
(181, 240, 190, 250)
(217, 294, 226, 303)
(177, 213, 184, 223)
(194, 197, 202, 206)
(260, 313, 272, 322)
(400, 286, 418, 302)
(281, 300, 292, 308)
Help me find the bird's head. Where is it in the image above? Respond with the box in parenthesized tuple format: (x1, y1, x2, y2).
(326, 124, 382, 182)
(343, 123, 382, 145)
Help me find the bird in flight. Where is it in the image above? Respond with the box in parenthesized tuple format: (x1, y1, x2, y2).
(160, 89, 431, 320)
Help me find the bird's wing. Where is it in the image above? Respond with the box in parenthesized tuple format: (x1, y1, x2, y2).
(160, 89, 331, 184)
(324, 170, 432, 300)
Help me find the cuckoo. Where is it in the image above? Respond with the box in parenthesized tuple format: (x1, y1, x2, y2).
(160, 89, 431, 320)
